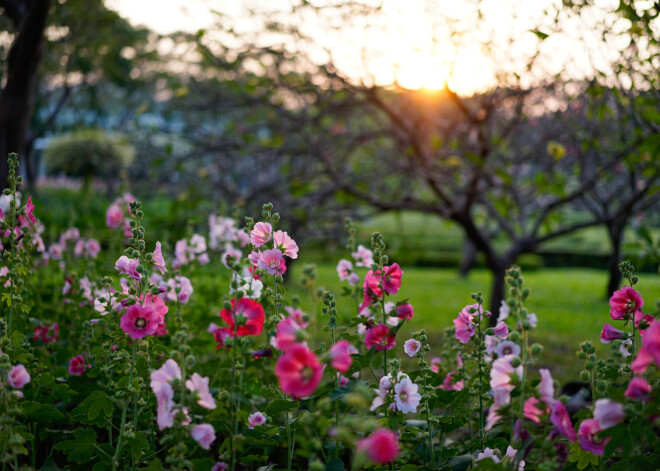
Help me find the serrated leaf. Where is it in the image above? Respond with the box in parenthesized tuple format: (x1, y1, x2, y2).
(21, 401, 64, 424)
(53, 428, 97, 464)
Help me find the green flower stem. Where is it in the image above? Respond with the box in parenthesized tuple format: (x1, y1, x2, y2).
(112, 340, 137, 470)
(230, 319, 238, 471)
(476, 315, 485, 449)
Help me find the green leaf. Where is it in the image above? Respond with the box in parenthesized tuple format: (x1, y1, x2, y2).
(128, 432, 150, 460)
(325, 459, 347, 471)
(72, 391, 113, 426)
(21, 401, 64, 424)
(53, 428, 97, 464)
(142, 458, 163, 471)
(265, 399, 298, 415)
(449, 454, 473, 471)
(530, 30, 549, 40)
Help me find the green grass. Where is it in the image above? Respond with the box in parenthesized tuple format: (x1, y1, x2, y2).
(289, 263, 660, 381)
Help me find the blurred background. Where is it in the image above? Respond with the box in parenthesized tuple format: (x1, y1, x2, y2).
(1, 0, 660, 369)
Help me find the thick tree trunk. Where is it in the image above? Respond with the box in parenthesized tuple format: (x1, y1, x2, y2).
(488, 259, 508, 325)
(606, 222, 625, 297)
(0, 0, 51, 186)
(459, 238, 477, 277)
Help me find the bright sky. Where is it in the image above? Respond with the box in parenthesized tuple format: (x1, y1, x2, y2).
(107, 0, 620, 95)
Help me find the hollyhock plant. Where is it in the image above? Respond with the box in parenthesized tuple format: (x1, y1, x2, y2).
(364, 324, 396, 351)
(273, 230, 299, 258)
(33, 323, 58, 343)
(250, 221, 272, 247)
(191, 423, 216, 450)
(357, 428, 400, 464)
(7, 364, 30, 388)
(631, 321, 660, 373)
(220, 298, 265, 336)
(248, 412, 267, 428)
(166, 275, 194, 304)
(609, 286, 643, 320)
(328, 340, 357, 373)
(539, 368, 555, 406)
(68, 355, 86, 376)
(120, 303, 161, 339)
(578, 419, 609, 456)
(403, 338, 421, 357)
(155, 382, 176, 430)
(284, 306, 309, 328)
(213, 328, 233, 349)
(151, 359, 182, 394)
(275, 343, 323, 399)
(496, 341, 521, 358)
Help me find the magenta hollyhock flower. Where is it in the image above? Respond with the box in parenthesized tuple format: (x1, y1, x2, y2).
(524, 397, 545, 424)
(632, 346, 652, 374)
(578, 419, 609, 456)
(275, 343, 323, 399)
(257, 248, 283, 275)
(380, 263, 402, 294)
(115, 256, 141, 279)
(329, 340, 357, 373)
(550, 400, 576, 442)
(632, 321, 660, 373)
(360, 269, 383, 311)
(439, 371, 464, 391)
(539, 368, 555, 406)
(395, 303, 414, 321)
(284, 306, 309, 328)
(492, 321, 509, 338)
(250, 222, 272, 247)
(186, 373, 216, 410)
(69, 355, 86, 376)
(403, 339, 421, 357)
(273, 230, 299, 259)
(635, 310, 655, 336)
(151, 241, 167, 274)
(33, 323, 58, 344)
(213, 328, 233, 350)
(625, 376, 651, 401)
(106, 202, 123, 228)
(336, 259, 353, 282)
(276, 317, 303, 351)
(248, 411, 267, 429)
(220, 298, 265, 336)
(609, 286, 643, 320)
(191, 423, 216, 450)
(364, 324, 396, 351)
(18, 196, 36, 227)
(7, 364, 30, 388)
(453, 311, 475, 344)
(352, 245, 374, 267)
(120, 303, 160, 339)
(593, 399, 625, 429)
(600, 323, 625, 343)
(357, 428, 400, 464)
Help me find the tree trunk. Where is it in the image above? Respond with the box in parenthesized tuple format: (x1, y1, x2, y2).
(488, 259, 508, 326)
(606, 222, 625, 297)
(0, 0, 51, 186)
(459, 238, 477, 277)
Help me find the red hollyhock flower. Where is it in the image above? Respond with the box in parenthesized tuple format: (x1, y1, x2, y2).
(364, 324, 396, 351)
(220, 298, 265, 336)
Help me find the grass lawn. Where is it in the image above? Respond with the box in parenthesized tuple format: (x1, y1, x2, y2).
(289, 263, 660, 381)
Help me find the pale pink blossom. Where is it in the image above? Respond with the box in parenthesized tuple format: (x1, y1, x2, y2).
(492, 321, 509, 338)
(115, 256, 141, 279)
(476, 448, 500, 464)
(538, 368, 555, 406)
(186, 373, 216, 410)
(273, 230, 299, 259)
(150, 359, 182, 395)
(152, 242, 167, 274)
(453, 311, 475, 344)
(336, 259, 353, 282)
(593, 399, 625, 429)
(625, 377, 651, 401)
(352, 245, 374, 267)
(156, 381, 175, 430)
(106, 203, 123, 228)
(7, 364, 30, 388)
(394, 376, 421, 414)
(257, 248, 283, 275)
(403, 339, 421, 357)
(248, 411, 267, 428)
(250, 222, 272, 247)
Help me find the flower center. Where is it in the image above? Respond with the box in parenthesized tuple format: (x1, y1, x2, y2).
(400, 392, 408, 402)
(135, 318, 147, 328)
(301, 366, 314, 383)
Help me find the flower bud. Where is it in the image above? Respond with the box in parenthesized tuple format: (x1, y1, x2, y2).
(580, 370, 590, 381)
(531, 343, 543, 356)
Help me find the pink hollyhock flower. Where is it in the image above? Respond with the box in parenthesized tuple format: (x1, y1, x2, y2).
(84, 239, 101, 258)
(257, 248, 283, 275)
(357, 428, 400, 464)
(336, 259, 353, 282)
(440, 371, 465, 391)
(632, 321, 660, 373)
(166, 275, 194, 304)
(115, 256, 141, 280)
(476, 447, 501, 463)
(152, 242, 167, 274)
(18, 196, 36, 227)
(496, 341, 521, 358)
(250, 222, 272, 247)
(275, 343, 323, 399)
(550, 400, 576, 442)
(524, 397, 545, 424)
(539, 368, 555, 406)
(49, 242, 63, 260)
(174, 239, 189, 267)
(276, 317, 304, 351)
(593, 399, 625, 429)
(284, 306, 309, 328)
(381, 263, 402, 294)
(360, 269, 383, 311)
(212, 462, 228, 471)
(190, 234, 207, 254)
(191, 423, 216, 450)
(600, 323, 625, 343)
(490, 355, 521, 398)
(394, 376, 421, 413)
(120, 303, 160, 339)
(492, 321, 509, 338)
(106, 202, 123, 228)
(248, 411, 267, 428)
(395, 303, 414, 321)
(247, 251, 261, 268)
(632, 346, 652, 374)
(635, 310, 655, 336)
(505, 446, 525, 471)
(186, 373, 216, 410)
(74, 239, 85, 257)
(7, 364, 30, 388)
(430, 357, 441, 374)
(69, 355, 86, 376)
(156, 381, 176, 430)
(454, 311, 475, 344)
(220, 298, 265, 336)
(609, 286, 643, 320)
(221, 247, 242, 269)
(33, 323, 58, 344)
(347, 273, 360, 286)
(329, 340, 357, 373)
(403, 339, 421, 357)
(213, 328, 233, 350)
(578, 419, 609, 456)
(625, 377, 651, 401)
(352, 245, 374, 267)
(273, 230, 299, 259)
(150, 359, 182, 394)
(365, 324, 396, 351)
